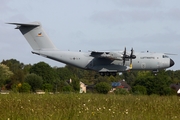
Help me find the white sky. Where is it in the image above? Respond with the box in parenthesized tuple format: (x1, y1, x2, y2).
(1, 0, 180, 70)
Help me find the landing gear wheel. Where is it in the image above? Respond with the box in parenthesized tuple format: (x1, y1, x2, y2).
(106, 72, 110, 76)
(99, 72, 105, 76)
(111, 72, 116, 77)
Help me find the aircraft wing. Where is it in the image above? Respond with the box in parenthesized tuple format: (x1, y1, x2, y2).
(90, 51, 122, 60)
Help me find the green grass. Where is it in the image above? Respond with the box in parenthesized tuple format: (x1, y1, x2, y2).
(0, 93, 179, 120)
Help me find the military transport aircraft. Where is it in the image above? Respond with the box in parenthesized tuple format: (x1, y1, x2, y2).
(9, 22, 175, 76)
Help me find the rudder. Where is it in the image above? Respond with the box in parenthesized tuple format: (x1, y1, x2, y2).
(9, 22, 57, 50)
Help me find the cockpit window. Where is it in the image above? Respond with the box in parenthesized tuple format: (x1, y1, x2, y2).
(162, 55, 169, 58)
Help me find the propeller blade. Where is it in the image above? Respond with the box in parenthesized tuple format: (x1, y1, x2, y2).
(123, 47, 126, 65)
(124, 47, 126, 56)
(130, 48, 135, 69)
(130, 48, 133, 57)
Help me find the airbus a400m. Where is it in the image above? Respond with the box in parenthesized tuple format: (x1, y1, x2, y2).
(9, 22, 175, 76)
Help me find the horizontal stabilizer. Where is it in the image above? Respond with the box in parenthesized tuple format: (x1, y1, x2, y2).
(7, 22, 40, 29)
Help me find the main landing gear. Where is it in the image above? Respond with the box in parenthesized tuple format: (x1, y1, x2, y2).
(99, 72, 117, 77)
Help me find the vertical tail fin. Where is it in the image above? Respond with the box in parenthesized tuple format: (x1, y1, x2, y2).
(8, 22, 57, 50)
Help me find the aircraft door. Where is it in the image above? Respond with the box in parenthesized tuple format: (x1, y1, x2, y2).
(141, 63, 146, 68)
(157, 62, 160, 68)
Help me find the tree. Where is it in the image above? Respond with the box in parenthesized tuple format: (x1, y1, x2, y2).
(23, 64, 32, 75)
(25, 73, 43, 92)
(30, 62, 58, 84)
(1, 59, 25, 85)
(122, 71, 138, 86)
(95, 82, 111, 94)
(19, 83, 31, 93)
(107, 76, 117, 82)
(43, 83, 53, 92)
(1, 59, 24, 73)
(95, 76, 111, 84)
(167, 70, 180, 84)
(0, 64, 13, 87)
(71, 77, 80, 91)
(56, 67, 73, 81)
(11, 70, 25, 83)
(133, 70, 172, 95)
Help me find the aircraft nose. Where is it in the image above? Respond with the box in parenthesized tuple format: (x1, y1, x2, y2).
(170, 59, 175, 67)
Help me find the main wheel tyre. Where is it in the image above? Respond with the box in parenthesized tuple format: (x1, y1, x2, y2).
(99, 72, 105, 76)
(106, 72, 110, 76)
(111, 72, 116, 76)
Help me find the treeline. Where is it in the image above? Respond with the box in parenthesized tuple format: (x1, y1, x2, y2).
(0, 59, 179, 95)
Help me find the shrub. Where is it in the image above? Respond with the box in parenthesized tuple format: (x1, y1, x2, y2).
(132, 85, 147, 95)
(114, 88, 129, 95)
(95, 82, 111, 94)
(25, 73, 43, 92)
(62, 85, 73, 92)
(43, 83, 53, 92)
(19, 83, 31, 93)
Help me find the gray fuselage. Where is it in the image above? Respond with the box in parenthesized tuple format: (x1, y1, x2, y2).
(35, 50, 174, 73)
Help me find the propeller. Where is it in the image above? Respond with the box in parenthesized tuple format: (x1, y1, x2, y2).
(122, 47, 136, 68)
(123, 47, 129, 65)
(129, 48, 136, 68)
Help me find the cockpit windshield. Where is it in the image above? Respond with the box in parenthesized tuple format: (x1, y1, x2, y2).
(162, 55, 169, 58)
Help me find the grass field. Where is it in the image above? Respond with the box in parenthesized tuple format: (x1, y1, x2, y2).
(0, 93, 179, 120)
